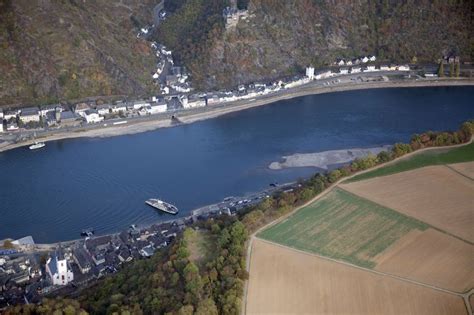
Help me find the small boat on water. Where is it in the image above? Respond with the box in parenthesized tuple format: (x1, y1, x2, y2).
(29, 142, 45, 150)
(145, 198, 179, 215)
(80, 228, 94, 237)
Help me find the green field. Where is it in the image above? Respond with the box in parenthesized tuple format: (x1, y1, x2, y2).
(258, 189, 428, 268)
(347, 142, 474, 182)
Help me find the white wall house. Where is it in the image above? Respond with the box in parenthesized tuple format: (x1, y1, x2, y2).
(4, 110, 19, 121)
(351, 67, 361, 73)
(305, 66, 315, 80)
(111, 104, 127, 114)
(369, 55, 376, 62)
(337, 59, 345, 66)
(339, 68, 349, 75)
(96, 104, 111, 116)
(132, 101, 151, 110)
(150, 102, 167, 114)
(83, 110, 104, 123)
(74, 103, 91, 114)
(39, 105, 57, 117)
(361, 56, 369, 63)
(398, 65, 410, 71)
(315, 71, 333, 80)
(189, 96, 206, 108)
(46, 253, 74, 286)
(19, 107, 40, 123)
(364, 65, 377, 72)
(380, 65, 390, 71)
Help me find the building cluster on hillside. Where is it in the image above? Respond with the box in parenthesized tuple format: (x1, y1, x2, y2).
(0, 51, 413, 136)
(305, 55, 410, 81)
(0, 178, 303, 309)
(0, 220, 184, 309)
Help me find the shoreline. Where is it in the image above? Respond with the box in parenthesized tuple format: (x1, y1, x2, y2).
(1, 78, 473, 154)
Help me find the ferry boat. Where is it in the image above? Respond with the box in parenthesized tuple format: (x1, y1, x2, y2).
(145, 198, 179, 215)
(80, 228, 94, 237)
(29, 142, 45, 150)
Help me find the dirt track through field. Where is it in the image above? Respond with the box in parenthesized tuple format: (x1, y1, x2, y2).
(448, 161, 474, 180)
(340, 165, 474, 242)
(246, 239, 467, 315)
(374, 228, 474, 293)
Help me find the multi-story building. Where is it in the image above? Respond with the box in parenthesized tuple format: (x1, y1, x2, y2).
(46, 251, 74, 286)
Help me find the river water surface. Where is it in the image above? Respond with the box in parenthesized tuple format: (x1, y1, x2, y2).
(1, 86, 473, 243)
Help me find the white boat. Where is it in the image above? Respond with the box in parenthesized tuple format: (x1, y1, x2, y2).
(29, 142, 45, 150)
(145, 198, 179, 215)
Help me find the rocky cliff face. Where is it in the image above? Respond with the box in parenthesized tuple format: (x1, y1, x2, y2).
(0, 0, 158, 107)
(182, 0, 473, 90)
(1, 0, 472, 106)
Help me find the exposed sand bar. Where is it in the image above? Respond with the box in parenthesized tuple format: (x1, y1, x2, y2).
(1, 78, 472, 153)
(269, 145, 392, 170)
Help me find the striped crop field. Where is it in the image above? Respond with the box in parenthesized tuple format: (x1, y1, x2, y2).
(258, 188, 428, 268)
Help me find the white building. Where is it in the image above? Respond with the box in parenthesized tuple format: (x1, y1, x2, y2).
(74, 103, 91, 114)
(96, 104, 111, 116)
(150, 102, 167, 114)
(0, 110, 3, 133)
(4, 110, 19, 121)
(346, 60, 353, 66)
(365, 65, 377, 72)
(305, 66, 315, 80)
(83, 110, 104, 123)
(206, 94, 221, 105)
(339, 68, 349, 75)
(361, 56, 369, 63)
(132, 100, 151, 110)
(111, 104, 127, 114)
(39, 105, 58, 117)
(19, 107, 40, 123)
(337, 59, 345, 66)
(315, 71, 333, 80)
(181, 95, 206, 109)
(398, 65, 410, 71)
(380, 65, 390, 71)
(351, 67, 361, 74)
(46, 252, 74, 286)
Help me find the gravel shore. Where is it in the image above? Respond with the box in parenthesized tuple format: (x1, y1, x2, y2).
(269, 145, 392, 170)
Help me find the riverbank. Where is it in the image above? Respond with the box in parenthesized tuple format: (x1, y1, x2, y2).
(269, 145, 392, 170)
(1, 77, 473, 154)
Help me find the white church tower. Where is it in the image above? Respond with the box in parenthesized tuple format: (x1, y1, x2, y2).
(306, 66, 315, 80)
(46, 250, 74, 286)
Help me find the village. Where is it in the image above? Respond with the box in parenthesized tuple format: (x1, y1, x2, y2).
(0, 179, 297, 309)
(0, 1, 462, 140)
(0, 50, 416, 136)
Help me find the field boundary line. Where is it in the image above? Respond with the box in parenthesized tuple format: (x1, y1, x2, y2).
(255, 237, 465, 297)
(444, 164, 474, 181)
(242, 137, 473, 315)
(337, 186, 474, 246)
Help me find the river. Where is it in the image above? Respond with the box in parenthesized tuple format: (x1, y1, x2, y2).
(1, 86, 473, 243)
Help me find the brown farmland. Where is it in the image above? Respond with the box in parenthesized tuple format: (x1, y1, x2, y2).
(374, 228, 474, 293)
(448, 161, 474, 179)
(246, 239, 467, 315)
(340, 165, 474, 242)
